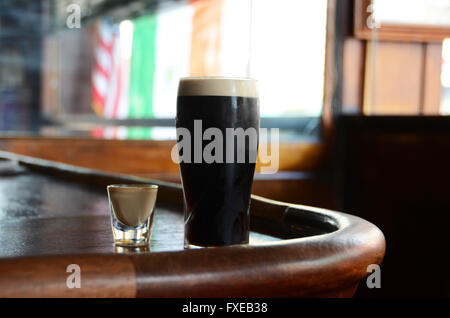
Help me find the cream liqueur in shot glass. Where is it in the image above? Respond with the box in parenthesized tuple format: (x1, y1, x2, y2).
(107, 184, 158, 247)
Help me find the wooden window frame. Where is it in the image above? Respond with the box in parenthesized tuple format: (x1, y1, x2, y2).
(354, 0, 450, 42)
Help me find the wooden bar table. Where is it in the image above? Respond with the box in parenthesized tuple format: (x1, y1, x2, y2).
(0, 151, 385, 297)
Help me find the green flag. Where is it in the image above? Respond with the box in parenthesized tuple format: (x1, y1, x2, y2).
(128, 14, 157, 119)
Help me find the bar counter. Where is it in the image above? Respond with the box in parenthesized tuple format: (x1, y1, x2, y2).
(0, 151, 385, 297)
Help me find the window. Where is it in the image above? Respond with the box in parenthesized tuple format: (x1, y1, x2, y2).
(441, 38, 450, 114)
(354, 0, 450, 115)
(2, 0, 329, 139)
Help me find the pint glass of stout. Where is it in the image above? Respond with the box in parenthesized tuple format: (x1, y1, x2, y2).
(176, 77, 259, 248)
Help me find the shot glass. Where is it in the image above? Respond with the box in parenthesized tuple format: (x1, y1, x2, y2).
(107, 184, 158, 247)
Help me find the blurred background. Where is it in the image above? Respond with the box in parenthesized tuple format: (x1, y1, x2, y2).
(0, 0, 328, 139)
(1, 0, 450, 297)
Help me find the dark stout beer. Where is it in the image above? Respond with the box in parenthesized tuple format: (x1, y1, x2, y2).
(176, 77, 259, 247)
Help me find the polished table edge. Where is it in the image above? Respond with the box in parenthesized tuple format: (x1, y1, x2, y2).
(0, 150, 386, 297)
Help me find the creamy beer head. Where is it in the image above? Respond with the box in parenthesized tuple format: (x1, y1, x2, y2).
(178, 77, 258, 98)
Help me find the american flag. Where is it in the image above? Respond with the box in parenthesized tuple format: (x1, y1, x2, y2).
(91, 21, 122, 118)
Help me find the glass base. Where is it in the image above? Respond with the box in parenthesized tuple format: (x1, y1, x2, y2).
(114, 240, 148, 247)
(115, 245, 149, 253)
(184, 243, 212, 249)
(112, 226, 149, 247)
(184, 241, 248, 249)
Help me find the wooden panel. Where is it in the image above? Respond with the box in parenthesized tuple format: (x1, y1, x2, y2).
(0, 137, 326, 174)
(342, 38, 365, 113)
(363, 41, 423, 114)
(422, 42, 443, 114)
(255, 142, 326, 173)
(251, 175, 336, 209)
(0, 138, 180, 175)
(338, 115, 450, 297)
